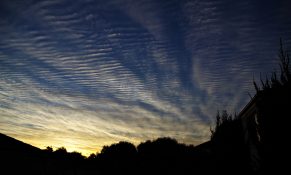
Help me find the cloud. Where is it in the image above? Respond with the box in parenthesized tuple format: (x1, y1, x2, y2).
(0, 77, 209, 155)
(181, 0, 291, 115)
(1, 0, 291, 156)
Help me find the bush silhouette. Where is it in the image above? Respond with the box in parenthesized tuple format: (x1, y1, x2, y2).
(96, 141, 137, 174)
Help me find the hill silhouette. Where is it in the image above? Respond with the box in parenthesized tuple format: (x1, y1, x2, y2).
(0, 133, 46, 175)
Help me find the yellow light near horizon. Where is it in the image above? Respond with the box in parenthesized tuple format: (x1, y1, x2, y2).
(12, 135, 101, 157)
(10, 133, 144, 157)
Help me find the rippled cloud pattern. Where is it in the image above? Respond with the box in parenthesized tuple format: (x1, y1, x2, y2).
(0, 0, 291, 155)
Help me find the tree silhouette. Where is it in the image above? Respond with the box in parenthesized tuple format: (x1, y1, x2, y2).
(44, 146, 53, 153)
(137, 138, 185, 175)
(96, 141, 137, 174)
(210, 110, 251, 175)
(210, 110, 234, 140)
(251, 39, 290, 174)
(253, 39, 290, 91)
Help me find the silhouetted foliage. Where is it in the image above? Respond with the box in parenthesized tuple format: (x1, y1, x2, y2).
(210, 110, 234, 139)
(210, 110, 251, 175)
(249, 39, 291, 174)
(44, 146, 53, 153)
(137, 138, 189, 175)
(93, 141, 137, 174)
(69, 151, 85, 161)
(1, 133, 212, 175)
(253, 39, 291, 92)
(87, 153, 96, 160)
(54, 146, 67, 154)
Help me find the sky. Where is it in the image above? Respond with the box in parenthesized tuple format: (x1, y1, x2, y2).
(0, 0, 291, 156)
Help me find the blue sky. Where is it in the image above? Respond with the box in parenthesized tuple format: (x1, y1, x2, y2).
(0, 0, 291, 156)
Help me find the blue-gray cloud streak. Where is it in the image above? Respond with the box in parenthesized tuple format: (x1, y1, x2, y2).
(0, 0, 291, 155)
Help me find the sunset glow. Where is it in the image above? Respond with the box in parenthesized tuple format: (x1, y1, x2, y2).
(1, 0, 290, 156)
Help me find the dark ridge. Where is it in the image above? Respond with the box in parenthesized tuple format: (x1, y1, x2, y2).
(0, 133, 41, 153)
(0, 133, 47, 175)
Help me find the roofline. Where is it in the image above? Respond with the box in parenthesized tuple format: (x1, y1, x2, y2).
(238, 93, 259, 118)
